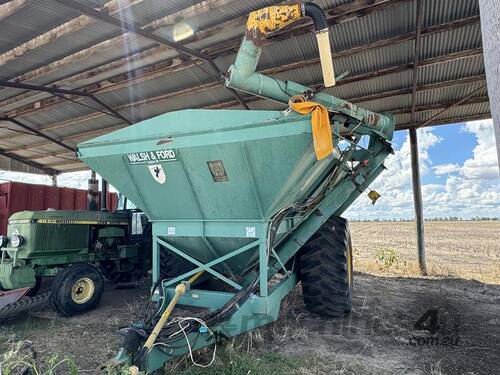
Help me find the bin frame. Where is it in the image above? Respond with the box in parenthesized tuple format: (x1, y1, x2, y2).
(141, 138, 390, 371)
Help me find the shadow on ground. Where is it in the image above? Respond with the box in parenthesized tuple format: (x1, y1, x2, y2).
(272, 272, 500, 374)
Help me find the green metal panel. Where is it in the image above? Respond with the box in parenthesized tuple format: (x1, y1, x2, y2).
(79, 109, 338, 221)
(3, 210, 129, 259)
(78, 109, 342, 271)
(0, 262, 35, 289)
(98, 226, 126, 238)
(145, 272, 298, 372)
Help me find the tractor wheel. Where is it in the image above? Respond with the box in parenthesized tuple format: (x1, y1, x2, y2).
(99, 260, 136, 284)
(159, 249, 193, 280)
(49, 264, 104, 317)
(159, 248, 219, 290)
(99, 260, 121, 283)
(298, 215, 353, 317)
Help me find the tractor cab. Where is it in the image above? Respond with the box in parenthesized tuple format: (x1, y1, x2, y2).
(116, 193, 151, 243)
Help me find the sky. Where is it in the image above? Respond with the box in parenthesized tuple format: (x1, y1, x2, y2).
(345, 119, 500, 220)
(0, 119, 498, 220)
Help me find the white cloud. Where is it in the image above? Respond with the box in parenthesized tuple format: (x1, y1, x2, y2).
(0, 170, 117, 192)
(345, 120, 500, 220)
(372, 128, 442, 192)
(433, 163, 460, 175)
(57, 171, 93, 190)
(460, 120, 500, 179)
(0, 171, 51, 185)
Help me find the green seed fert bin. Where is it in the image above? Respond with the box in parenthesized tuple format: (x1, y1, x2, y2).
(77, 3, 394, 369)
(78, 109, 338, 277)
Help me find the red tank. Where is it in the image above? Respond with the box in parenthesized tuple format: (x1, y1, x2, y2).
(0, 181, 118, 234)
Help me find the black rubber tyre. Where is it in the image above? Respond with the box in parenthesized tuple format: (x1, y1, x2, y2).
(159, 248, 220, 290)
(159, 249, 193, 280)
(99, 260, 137, 284)
(49, 264, 105, 317)
(298, 216, 353, 317)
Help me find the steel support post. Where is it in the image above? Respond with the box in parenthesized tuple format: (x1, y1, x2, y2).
(409, 128, 427, 275)
(101, 179, 108, 211)
(479, 0, 500, 169)
(87, 171, 99, 211)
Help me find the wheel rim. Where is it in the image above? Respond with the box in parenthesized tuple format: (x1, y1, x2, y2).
(71, 277, 95, 304)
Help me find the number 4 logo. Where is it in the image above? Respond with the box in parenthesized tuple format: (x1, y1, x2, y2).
(414, 309, 440, 334)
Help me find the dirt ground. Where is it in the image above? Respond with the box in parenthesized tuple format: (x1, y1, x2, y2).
(1, 221, 499, 374)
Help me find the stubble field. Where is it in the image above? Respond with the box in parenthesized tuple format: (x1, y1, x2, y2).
(350, 220, 500, 283)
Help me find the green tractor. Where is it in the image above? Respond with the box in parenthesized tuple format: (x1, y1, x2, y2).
(0, 201, 151, 317)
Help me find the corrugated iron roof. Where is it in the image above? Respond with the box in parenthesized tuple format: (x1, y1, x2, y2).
(0, 0, 490, 174)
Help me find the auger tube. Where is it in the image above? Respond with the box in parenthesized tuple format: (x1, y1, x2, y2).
(226, 2, 393, 140)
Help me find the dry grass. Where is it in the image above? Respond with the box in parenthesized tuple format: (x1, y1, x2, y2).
(0, 340, 79, 375)
(350, 221, 500, 284)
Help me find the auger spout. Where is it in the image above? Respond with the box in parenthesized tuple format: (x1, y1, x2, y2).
(226, 2, 394, 140)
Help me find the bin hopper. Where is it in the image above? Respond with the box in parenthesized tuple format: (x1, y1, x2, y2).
(77, 2, 395, 372)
